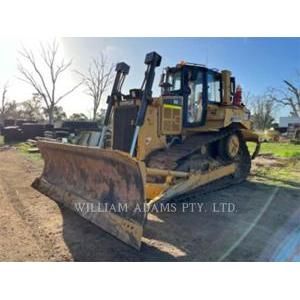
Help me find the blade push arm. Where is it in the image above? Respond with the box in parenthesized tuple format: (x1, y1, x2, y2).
(99, 62, 130, 148)
(129, 51, 162, 156)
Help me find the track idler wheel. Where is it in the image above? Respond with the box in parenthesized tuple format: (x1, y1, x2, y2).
(218, 133, 240, 160)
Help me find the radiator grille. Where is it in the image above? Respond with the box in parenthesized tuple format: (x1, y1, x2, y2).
(113, 105, 138, 152)
(161, 105, 182, 135)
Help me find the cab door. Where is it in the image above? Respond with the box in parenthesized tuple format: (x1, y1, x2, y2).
(183, 67, 208, 128)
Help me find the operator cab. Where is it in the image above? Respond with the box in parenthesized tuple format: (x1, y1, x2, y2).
(160, 62, 236, 128)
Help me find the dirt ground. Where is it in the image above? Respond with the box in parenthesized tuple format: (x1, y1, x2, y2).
(0, 147, 299, 261)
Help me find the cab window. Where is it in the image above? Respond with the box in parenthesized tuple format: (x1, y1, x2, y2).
(187, 71, 204, 123)
(167, 71, 181, 91)
(207, 72, 221, 103)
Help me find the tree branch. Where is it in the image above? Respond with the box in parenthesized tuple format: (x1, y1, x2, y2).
(77, 53, 114, 119)
(55, 81, 83, 104)
(19, 46, 52, 102)
(17, 40, 82, 123)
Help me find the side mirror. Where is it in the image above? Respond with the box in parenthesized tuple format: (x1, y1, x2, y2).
(159, 73, 165, 87)
(159, 72, 172, 94)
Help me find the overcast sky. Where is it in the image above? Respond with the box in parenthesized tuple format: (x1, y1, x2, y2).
(0, 37, 299, 118)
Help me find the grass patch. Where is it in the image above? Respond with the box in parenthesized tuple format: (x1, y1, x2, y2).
(0, 137, 42, 165)
(15, 142, 42, 162)
(249, 141, 300, 187)
(254, 160, 300, 186)
(247, 142, 300, 159)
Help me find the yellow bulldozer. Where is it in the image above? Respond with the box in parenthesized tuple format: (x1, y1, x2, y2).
(32, 52, 260, 249)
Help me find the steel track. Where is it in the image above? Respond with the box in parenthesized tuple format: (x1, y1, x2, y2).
(146, 127, 251, 203)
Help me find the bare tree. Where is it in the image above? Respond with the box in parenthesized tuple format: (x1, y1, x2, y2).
(267, 77, 300, 117)
(17, 40, 82, 124)
(43, 105, 67, 121)
(78, 53, 114, 120)
(282, 80, 300, 116)
(250, 95, 275, 130)
(0, 82, 8, 123)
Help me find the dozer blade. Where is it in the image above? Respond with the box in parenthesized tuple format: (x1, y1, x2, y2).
(32, 141, 147, 250)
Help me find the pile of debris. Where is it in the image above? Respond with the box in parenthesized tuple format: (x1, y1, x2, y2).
(2, 123, 53, 143)
(44, 121, 99, 140)
(73, 128, 111, 147)
(1, 119, 110, 148)
(23, 139, 40, 153)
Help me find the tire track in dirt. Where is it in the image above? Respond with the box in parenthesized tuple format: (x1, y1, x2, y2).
(0, 149, 72, 261)
(0, 181, 46, 260)
(1, 147, 300, 261)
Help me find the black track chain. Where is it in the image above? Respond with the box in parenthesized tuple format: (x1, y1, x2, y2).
(169, 137, 251, 203)
(146, 129, 231, 169)
(146, 127, 251, 204)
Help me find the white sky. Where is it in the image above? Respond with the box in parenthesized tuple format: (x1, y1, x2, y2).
(0, 37, 99, 118)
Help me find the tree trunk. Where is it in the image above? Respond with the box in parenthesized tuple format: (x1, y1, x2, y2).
(48, 105, 54, 125)
(93, 107, 97, 121)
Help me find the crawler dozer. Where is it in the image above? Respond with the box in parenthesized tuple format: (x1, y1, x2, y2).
(32, 51, 260, 249)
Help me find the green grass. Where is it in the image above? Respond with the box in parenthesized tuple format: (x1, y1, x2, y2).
(247, 142, 300, 159)
(16, 142, 42, 162)
(0, 136, 42, 165)
(247, 141, 300, 187)
(254, 160, 300, 185)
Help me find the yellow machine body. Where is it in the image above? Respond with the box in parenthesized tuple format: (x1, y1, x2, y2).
(32, 53, 260, 250)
